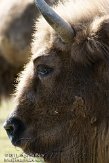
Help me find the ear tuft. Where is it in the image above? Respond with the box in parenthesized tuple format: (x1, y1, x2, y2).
(71, 16, 109, 65)
(87, 16, 109, 62)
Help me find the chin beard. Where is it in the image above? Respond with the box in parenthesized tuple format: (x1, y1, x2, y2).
(21, 138, 46, 155)
(21, 139, 63, 161)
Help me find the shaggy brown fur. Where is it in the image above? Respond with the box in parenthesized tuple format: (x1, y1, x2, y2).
(0, 0, 36, 99)
(5, 0, 109, 162)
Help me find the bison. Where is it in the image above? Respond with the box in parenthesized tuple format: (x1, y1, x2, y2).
(4, 0, 109, 162)
(0, 0, 63, 66)
(0, 0, 62, 99)
(0, 0, 37, 99)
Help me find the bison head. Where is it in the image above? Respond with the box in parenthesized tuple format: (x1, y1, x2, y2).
(4, 0, 109, 162)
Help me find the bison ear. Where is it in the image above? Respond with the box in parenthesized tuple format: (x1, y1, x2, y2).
(71, 16, 109, 64)
(87, 16, 109, 63)
(91, 16, 109, 43)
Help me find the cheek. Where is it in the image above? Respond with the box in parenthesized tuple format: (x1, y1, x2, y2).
(39, 124, 63, 145)
(22, 121, 63, 148)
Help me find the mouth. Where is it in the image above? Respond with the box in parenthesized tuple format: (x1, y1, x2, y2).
(16, 136, 47, 156)
(8, 135, 33, 154)
(6, 130, 25, 146)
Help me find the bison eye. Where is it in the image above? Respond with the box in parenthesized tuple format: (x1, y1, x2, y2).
(37, 64, 53, 77)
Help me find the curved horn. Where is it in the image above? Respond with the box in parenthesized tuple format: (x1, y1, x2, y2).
(34, 0, 75, 42)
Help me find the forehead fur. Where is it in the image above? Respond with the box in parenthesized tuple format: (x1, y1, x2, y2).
(32, 0, 109, 56)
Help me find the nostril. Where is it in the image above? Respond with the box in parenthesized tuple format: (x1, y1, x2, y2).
(4, 123, 15, 135)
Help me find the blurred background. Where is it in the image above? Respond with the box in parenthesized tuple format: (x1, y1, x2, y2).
(0, 0, 61, 162)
